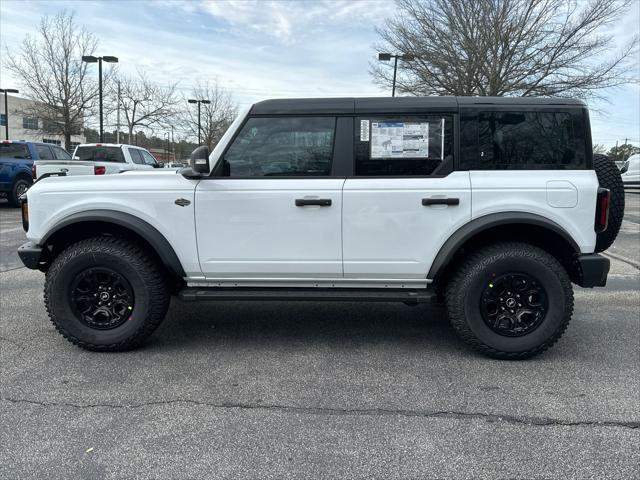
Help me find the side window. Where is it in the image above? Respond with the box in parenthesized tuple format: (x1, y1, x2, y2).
(128, 148, 144, 164)
(355, 115, 453, 176)
(461, 110, 587, 169)
(222, 116, 336, 177)
(52, 146, 71, 160)
(140, 150, 157, 166)
(36, 145, 54, 160)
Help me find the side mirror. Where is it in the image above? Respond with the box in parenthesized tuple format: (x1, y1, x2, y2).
(191, 146, 210, 174)
(155, 161, 165, 168)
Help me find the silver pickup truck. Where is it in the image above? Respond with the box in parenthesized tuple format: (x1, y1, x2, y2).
(33, 143, 164, 179)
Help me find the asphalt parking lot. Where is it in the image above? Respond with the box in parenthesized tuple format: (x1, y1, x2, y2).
(1, 194, 638, 479)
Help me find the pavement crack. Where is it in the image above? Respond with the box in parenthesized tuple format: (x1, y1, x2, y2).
(2, 397, 638, 430)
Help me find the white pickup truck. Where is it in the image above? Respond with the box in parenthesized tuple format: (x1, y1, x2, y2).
(33, 143, 164, 179)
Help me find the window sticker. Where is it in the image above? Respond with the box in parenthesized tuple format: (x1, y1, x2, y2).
(371, 121, 429, 158)
(360, 120, 370, 141)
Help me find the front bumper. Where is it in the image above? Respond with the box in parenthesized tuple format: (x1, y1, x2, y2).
(575, 253, 610, 288)
(18, 241, 43, 270)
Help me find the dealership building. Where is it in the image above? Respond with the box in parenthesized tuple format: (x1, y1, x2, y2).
(0, 94, 85, 150)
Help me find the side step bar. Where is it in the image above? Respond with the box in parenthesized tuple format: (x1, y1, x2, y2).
(179, 287, 437, 304)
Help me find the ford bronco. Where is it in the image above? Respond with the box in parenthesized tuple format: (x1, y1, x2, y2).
(18, 97, 625, 358)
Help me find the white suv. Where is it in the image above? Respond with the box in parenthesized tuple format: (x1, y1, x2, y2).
(18, 97, 624, 359)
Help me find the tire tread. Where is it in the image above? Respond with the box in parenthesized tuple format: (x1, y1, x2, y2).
(446, 242, 574, 360)
(44, 236, 169, 351)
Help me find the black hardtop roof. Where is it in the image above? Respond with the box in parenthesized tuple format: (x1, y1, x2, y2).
(250, 96, 586, 115)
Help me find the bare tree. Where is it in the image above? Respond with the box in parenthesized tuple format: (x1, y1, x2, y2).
(371, 0, 638, 99)
(110, 71, 179, 143)
(181, 80, 237, 148)
(592, 143, 608, 154)
(5, 11, 104, 149)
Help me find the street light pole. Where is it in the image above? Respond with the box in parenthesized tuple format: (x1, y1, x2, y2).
(188, 98, 211, 146)
(98, 58, 103, 141)
(165, 132, 170, 163)
(378, 53, 415, 97)
(82, 55, 118, 142)
(0, 88, 19, 140)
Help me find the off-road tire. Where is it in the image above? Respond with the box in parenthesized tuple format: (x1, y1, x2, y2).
(446, 242, 574, 360)
(8, 177, 31, 207)
(593, 154, 624, 253)
(44, 236, 170, 351)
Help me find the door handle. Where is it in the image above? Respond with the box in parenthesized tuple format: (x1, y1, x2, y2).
(295, 198, 332, 207)
(422, 197, 459, 206)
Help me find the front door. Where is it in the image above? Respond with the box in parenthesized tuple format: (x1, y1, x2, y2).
(195, 116, 344, 279)
(342, 114, 471, 279)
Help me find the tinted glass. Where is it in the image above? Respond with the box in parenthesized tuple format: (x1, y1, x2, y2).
(128, 148, 144, 164)
(75, 146, 125, 163)
(0, 143, 31, 159)
(222, 117, 335, 177)
(36, 145, 54, 160)
(52, 146, 71, 160)
(461, 110, 587, 169)
(355, 115, 453, 176)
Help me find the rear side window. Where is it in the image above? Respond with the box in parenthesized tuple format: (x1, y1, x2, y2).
(36, 145, 54, 160)
(355, 115, 453, 176)
(460, 110, 587, 169)
(0, 143, 31, 159)
(128, 148, 144, 164)
(75, 146, 125, 163)
(222, 116, 335, 177)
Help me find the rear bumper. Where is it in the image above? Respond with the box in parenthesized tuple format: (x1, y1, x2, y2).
(18, 241, 43, 270)
(575, 253, 610, 288)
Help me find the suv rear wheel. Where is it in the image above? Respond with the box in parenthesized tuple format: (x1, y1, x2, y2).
(8, 176, 32, 207)
(44, 236, 170, 351)
(446, 242, 574, 359)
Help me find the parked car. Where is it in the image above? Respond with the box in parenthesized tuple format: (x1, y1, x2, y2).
(620, 154, 640, 187)
(18, 97, 624, 359)
(33, 143, 164, 180)
(0, 140, 72, 206)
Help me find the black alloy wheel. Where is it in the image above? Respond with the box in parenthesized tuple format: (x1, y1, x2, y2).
(69, 267, 135, 330)
(480, 272, 548, 337)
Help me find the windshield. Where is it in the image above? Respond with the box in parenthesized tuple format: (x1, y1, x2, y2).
(0, 143, 31, 159)
(74, 146, 125, 163)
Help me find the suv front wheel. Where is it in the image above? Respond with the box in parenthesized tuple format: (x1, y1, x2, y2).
(446, 242, 574, 359)
(44, 236, 170, 351)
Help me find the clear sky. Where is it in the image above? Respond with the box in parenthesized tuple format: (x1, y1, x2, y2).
(1, 0, 638, 148)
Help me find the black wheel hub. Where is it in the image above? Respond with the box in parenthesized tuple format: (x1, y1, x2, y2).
(15, 182, 29, 197)
(480, 273, 548, 337)
(69, 267, 134, 330)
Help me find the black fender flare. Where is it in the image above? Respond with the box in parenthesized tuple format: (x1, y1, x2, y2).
(41, 209, 186, 277)
(427, 212, 580, 280)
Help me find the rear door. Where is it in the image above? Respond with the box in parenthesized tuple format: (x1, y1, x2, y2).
(342, 114, 471, 279)
(195, 116, 345, 279)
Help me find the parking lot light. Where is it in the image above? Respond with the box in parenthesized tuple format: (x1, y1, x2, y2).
(378, 53, 415, 97)
(83, 55, 119, 142)
(0, 88, 19, 140)
(188, 99, 211, 145)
